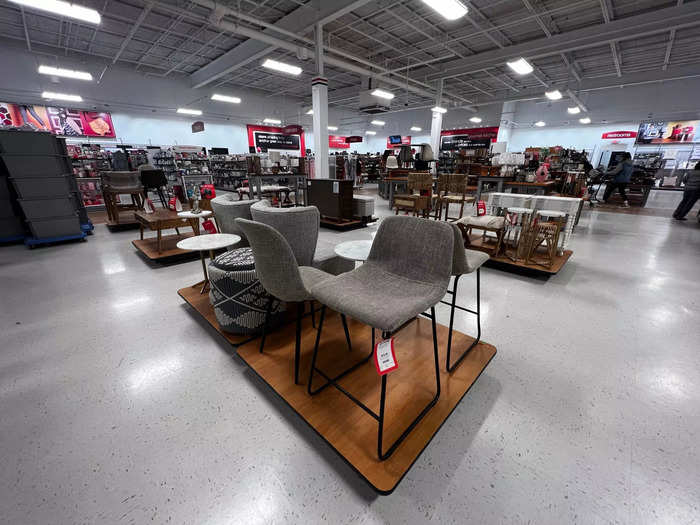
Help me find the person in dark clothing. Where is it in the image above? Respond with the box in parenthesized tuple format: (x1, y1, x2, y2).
(603, 152, 634, 207)
(672, 161, 700, 220)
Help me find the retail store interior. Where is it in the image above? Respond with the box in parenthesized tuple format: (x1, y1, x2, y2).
(1, 0, 699, 523)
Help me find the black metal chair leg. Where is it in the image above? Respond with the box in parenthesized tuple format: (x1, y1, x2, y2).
(259, 295, 274, 354)
(446, 268, 481, 372)
(294, 302, 304, 384)
(307, 305, 327, 395)
(310, 301, 316, 328)
(341, 314, 352, 352)
(377, 306, 441, 460)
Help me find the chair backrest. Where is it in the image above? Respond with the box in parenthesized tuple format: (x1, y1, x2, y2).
(139, 169, 167, 189)
(234, 218, 307, 302)
(407, 172, 433, 194)
(436, 173, 450, 195)
(210, 195, 257, 245)
(448, 173, 468, 194)
(250, 200, 319, 267)
(101, 171, 142, 190)
(367, 215, 453, 285)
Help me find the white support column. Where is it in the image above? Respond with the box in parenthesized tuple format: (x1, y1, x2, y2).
(312, 23, 329, 179)
(429, 80, 444, 174)
(497, 101, 517, 150)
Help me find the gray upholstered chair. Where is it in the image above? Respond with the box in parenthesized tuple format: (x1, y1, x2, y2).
(210, 194, 257, 247)
(443, 224, 489, 372)
(235, 218, 350, 384)
(250, 200, 353, 275)
(308, 215, 454, 460)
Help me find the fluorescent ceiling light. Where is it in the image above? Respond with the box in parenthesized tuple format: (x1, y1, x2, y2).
(365, 130, 377, 135)
(211, 94, 241, 104)
(506, 57, 533, 75)
(420, 0, 468, 20)
(535, 121, 546, 127)
(262, 58, 302, 76)
(327, 126, 338, 131)
(370, 120, 385, 126)
(305, 109, 313, 115)
(579, 117, 591, 124)
(545, 89, 562, 100)
(371, 89, 395, 100)
(470, 116, 483, 123)
(410, 126, 422, 132)
(263, 118, 282, 124)
(10, 0, 101, 24)
(41, 91, 82, 102)
(567, 106, 581, 114)
(38, 65, 92, 81)
(431, 106, 447, 114)
(176, 108, 202, 115)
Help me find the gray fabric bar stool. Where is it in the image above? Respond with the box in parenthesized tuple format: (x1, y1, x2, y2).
(444, 224, 490, 372)
(235, 218, 346, 384)
(308, 216, 454, 461)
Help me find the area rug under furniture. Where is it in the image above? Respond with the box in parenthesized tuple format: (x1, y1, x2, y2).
(178, 286, 497, 494)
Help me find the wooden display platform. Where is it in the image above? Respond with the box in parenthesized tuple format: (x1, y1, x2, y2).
(178, 286, 497, 494)
(467, 235, 572, 275)
(133, 232, 198, 261)
(320, 217, 365, 230)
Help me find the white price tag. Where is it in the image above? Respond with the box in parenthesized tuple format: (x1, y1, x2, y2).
(374, 338, 398, 375)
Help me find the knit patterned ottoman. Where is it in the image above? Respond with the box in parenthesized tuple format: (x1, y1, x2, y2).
(208, 247, 285, 334)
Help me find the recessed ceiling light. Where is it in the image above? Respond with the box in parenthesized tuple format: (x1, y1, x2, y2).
(211, 94, 241, 104)
(176, 108, 202, 115)
(506, 57, 533, 75)
(365, 130, 377, 135)
(410, 126, 422, 132)
(305, 109, 313, 115)
(567, 106, 581, 114)
(263, 118, 282, 124)
(579, 117, 591, 124)
(431, 106, 447, 114)
(535, 121, 546, 127)
(420, 0, 468, 20)
(371, 89, 395, 100)
(545, 89, 562, 100)
(262, 58, 302, 76)
(38, 65, 92, 81)
(41, 91, 83, 102)
(470, 116, 482, 123)
(327, 126, 338, 131)
(371, 120, 385, 126)
(10, 0, 100, 24)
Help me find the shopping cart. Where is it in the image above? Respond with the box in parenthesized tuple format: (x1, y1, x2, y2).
(586, 169, 611, 206)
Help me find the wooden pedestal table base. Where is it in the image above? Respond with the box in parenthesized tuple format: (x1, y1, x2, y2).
(178, 286, 497, 494)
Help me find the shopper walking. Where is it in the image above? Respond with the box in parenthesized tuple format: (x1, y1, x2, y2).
(672, 161, 700, 220)
(603, 152, 634, 207)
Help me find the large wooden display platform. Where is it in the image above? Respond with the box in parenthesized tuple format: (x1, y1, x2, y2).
(132, 233, 198, 261)
(178, 286, 497, 494)
(467, 236, 572, 275)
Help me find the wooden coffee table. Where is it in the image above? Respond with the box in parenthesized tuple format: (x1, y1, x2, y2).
(133, 209, 200, 257)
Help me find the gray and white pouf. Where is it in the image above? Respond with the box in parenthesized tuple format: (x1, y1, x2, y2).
(208, 247, 285, 334)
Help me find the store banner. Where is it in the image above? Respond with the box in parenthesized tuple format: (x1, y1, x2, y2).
(346, 136, 363, 143)
(329, 135, 350, 149)
(191, 121, 205, 133)
(0, 101, 115, 138)
(636, 120, 698, 145)
(246, 124, 305, 155)
(282, 124, 303, 135)
(387, 135, 411, 147)
(602, 131, 637, 139)
(440, 127, 498, 150)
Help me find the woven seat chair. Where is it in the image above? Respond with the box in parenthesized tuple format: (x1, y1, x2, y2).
(308, 216, 453, 460)
(393, 172, 433, 217)
(435, 174, 475, 221)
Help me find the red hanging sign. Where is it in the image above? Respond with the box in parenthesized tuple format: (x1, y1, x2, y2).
(602, 131, 637, 139)
(345, 136, 363, 143)
(283, 124, 303, 135)
(329, 135, 350, 149)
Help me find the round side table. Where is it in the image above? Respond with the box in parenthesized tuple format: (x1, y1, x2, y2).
(334, 239, 372, 262)
(177, 209, 213, 235)
(177, 233, 241, 293)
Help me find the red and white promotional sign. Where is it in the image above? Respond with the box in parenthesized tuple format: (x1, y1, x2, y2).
(602, 131, 637, 139)
(328, 135, 350, 149)
(246, 124, 305, 156)
(387, 135, 412, 147)
(374, 338, 398, 375)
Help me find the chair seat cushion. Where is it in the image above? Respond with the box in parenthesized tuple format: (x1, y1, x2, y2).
(310, 263, 447, 333)
(443, 194, 475, 203)
(313, 241, 355, 275)
(299, 266, 335, 298)
(453, 249, 490, 275)
(457, 215, 505, 229)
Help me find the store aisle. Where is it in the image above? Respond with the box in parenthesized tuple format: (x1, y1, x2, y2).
(0, 192, 698, 524)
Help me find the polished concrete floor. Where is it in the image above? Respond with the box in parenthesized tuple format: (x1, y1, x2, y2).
(1, 191, 698, 524)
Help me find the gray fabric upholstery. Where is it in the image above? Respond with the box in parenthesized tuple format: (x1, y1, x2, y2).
(235, 218, 333, 302)
(210, 195, 257, 246)
(311, 216, 454, 332)
(250, 199, 353, 275)
(450, 224, 490, 275)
